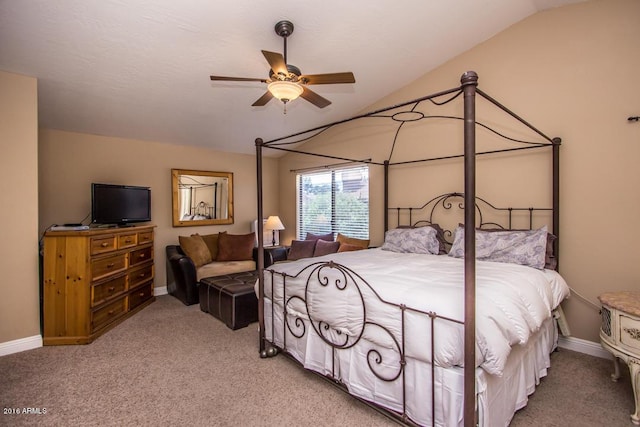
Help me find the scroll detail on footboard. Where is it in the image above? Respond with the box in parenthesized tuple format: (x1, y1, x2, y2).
(264, 260, 464, 426)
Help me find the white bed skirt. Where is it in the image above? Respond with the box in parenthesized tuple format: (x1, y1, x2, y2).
(263, 296, 557, 427)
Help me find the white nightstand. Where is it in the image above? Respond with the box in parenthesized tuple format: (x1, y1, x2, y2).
(599, 291, 640, 425)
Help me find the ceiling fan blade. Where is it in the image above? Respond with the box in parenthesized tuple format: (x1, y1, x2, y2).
(252, 91, 274, 106)
(300, 86, 331, 108)
(210, 75, 267, 83)
(261, 50, 288, 76)
(300, 72, 355, 85)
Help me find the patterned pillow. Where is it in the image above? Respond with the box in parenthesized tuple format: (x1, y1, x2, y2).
(398, 224, 447, 254)
(381, 227, 440, 255)
(448, 225, 548, 269)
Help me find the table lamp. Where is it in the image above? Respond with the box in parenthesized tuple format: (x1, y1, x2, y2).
(264, 215, 285, 246)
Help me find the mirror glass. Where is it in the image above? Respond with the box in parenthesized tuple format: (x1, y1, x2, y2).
(171, 169, 234, 227)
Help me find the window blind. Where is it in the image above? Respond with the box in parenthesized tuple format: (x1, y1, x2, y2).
(296, 165, 369, 240)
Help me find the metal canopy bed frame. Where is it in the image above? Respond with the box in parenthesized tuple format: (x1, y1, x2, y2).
(254, 71, 562, 427)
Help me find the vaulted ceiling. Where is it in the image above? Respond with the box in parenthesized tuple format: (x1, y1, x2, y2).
(0, 0, 582, 155)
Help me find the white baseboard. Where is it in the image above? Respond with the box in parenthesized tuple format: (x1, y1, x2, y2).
(558, 335, 612, 359)
(0, 335, 42, 357)
(154, 286, 168, 296)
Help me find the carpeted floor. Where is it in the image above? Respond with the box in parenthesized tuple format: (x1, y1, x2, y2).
(0, 295, 635, 426)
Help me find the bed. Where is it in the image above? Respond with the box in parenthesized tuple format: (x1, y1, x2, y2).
(253, 71, 567, 426)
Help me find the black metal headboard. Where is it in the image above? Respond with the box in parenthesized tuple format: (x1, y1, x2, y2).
(388, 192, 554, 247)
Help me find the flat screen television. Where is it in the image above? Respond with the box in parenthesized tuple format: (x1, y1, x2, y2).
(91, 183, 151, 225)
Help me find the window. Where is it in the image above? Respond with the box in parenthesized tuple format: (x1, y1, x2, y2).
(296, 165, 369, 240)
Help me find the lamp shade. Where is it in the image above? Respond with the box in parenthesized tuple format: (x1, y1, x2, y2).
(267, 81, 303, 103)
(264, 215, 285, 231)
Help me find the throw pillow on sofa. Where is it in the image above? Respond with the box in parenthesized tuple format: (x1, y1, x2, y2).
(305, 232, 334, 242)
(313, 239, 340, 257)
(336, 233, 369, 249)
(197, 231, 226, 261)
(288, 239, 317, 260)
(337, 243, 365, 253)
(179, 235, 212, 267)
(216, 232, 255, 261)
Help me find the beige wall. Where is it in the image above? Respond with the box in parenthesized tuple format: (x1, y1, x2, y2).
(278, 0, 640, 343)
(38, 129, 280, 290)
(0, 71, 40, 344)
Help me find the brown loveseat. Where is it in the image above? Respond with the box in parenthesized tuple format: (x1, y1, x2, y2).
(166, 232, 277, 306)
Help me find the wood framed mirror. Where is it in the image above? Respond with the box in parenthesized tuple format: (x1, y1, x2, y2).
(171, 169, 234, 227)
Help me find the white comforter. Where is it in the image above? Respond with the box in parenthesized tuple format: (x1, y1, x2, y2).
(261, 248, 569, 376)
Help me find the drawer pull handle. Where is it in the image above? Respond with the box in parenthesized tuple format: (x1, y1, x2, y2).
(139, 254, 146, 259)
(139, 292, 146, 297)
(108, 287, 115, 292)
(125, 239, 132, 243)
(139, 273, 146, 278)
(108, 310, 115, 315)
(107, 263, 115, 268)
(101, 242, 109, 247)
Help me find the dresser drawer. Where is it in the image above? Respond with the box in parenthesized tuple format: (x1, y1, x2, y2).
(118, 233, 138, 249)
(91, 274, 127, 307)
(92, 253, 127, 281)
(90, 235, 117, 255)
(129, 282, 154, 310)
(620, 313, 640, 352)
(130, 246, 153, 266)
(128, 264, 154, 289)
(138, 230, 153, 245)
(92, 297, 127, 332)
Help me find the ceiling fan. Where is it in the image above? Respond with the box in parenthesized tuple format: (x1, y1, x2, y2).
(210, 20, 355, 110)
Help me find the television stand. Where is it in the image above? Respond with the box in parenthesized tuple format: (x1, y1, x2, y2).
(42, 224, 156, 345)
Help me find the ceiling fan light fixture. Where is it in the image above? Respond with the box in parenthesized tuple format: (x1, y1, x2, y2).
(267, 80, 303, 103)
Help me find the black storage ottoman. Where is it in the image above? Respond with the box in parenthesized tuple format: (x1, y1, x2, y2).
(199, 271, 259, 330)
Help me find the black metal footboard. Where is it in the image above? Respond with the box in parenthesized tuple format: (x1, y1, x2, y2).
(263, 260, 465, 427)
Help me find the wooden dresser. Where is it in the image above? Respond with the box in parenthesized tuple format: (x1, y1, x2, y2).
(599, 291, 640, 425)
(43, 224, 156, 345)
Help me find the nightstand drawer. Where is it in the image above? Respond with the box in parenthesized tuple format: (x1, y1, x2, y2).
(620, 313, 640, 352)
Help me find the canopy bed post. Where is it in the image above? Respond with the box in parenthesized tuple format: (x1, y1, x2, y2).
(255, 138, 267, 356)
(461, 70, 478, 427)
(384, 160, 390, 232)
(553, 137, 561, 267)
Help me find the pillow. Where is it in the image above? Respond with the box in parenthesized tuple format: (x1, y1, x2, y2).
(381, 227, 440, 255)
(305, 232, 334, 242)
(448, 225, 548, 269)
(197, 232, 225, 261)
(216, 232, 255, 262)
(398, 224, 447, 254)
(474, 226, 557, 270)
(313, 239, 340, 257)
(288, 239, 317, 261)
(337, 243, 365, 253)
(336, 233, 369, 249)
(179, 235, 212, 267)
